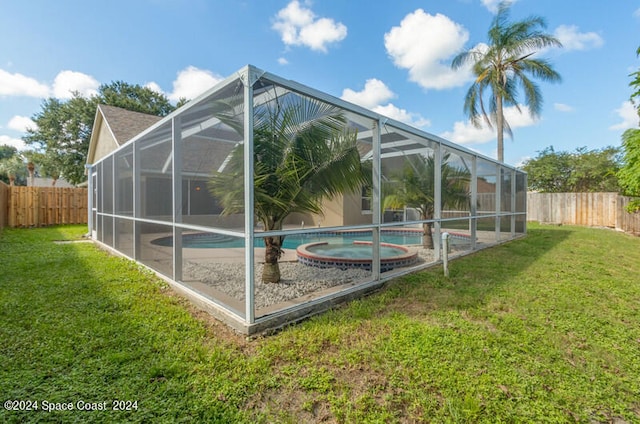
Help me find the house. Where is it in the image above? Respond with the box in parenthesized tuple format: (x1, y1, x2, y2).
(87, 104, 163, 166)
(87, 104, 372, 228)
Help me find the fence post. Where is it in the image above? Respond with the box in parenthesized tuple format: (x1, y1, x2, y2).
(36, 187, 42, 227)
(0, 181, 8, 229)
(8, 187, 14, 227)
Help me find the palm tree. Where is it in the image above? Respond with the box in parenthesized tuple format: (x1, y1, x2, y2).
(0, 156, 26, 186)
(22, 151, 39, 186)
(27, 161, 35, 186)
(208, 94, 370, 283)
(33, 151, 63, 186)
(383, 153, 470, 249)
(451, 1, 561, 162)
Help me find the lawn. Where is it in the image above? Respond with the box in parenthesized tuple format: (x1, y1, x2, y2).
(0, 224, 639, 423)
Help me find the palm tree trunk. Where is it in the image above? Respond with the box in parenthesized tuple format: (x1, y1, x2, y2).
(27, 162, 35, 187)
(422, 222, 434, 249)
(262, 236, 283, 283)
(496, 95, 504, 163)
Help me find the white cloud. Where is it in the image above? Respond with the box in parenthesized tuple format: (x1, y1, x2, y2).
(341, 79, 429, 128)
(0, 69, 50, 97)
(609, 101, 638, 131)
(384, 10, 471, 90)
(481, 0, 518, 13)
(274, 0, 314, 44)
(553, 25, 603, 51)
(514, 155, 531, 168)
(144, 81, 164, 95)
(634, 8, 640, 19)
(0, 134, 26, 150)
(0, 68, 100, 100)
(7, 116, 36, 132)
(341, 79, 395, 109)
(442, 120, 495, 145)
(52, 70, 99, 99)
(142, 67, 224, 103)
(277, 57, 289, 65)
(373, 103, 431, 128)
(441, 105, 538, 145)
(554, 103, 574, 112)
(272, 0, 347, 53)
(168, 66, 223, 101)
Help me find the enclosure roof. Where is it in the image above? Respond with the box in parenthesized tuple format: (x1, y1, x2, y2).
(88, 65, 521, 172)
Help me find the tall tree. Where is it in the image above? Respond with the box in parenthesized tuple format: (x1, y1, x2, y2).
(23, 96, 96, 185)
(0, 156, 26, 186)
(618, 130, 640, 203)
(570, 146, 621, 192)
(21, 150, 63, 186)
(522, 146, 621, 193)
(618, 46, 640, 211)
(23, 82, 176, 185)
(451, 1, 562, 162)
(37, 151, 64, 186)
(521, 146, 572, 192)
(100, 81, 175, 116)
(383, 154, 470, 249)
(0, 145, 18, 185)
(208, 95, 370, 283)
(0, 145, 17, 161)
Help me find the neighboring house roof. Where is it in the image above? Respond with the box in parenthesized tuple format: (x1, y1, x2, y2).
(100, 105, 163, 143)
(87, 105, 162, 165)
(86, 102, 245, 177)
(31, 177, 74, 188)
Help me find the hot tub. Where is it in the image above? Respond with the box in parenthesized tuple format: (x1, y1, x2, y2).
(296, 241, 418, 272)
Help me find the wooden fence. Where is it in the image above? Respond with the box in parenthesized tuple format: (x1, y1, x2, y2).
(616, 196, 640, 235)
(0, 182, 8, 229)
(2, 185, 638, 235)
(527, 192, 640, 236)
(3, 186, 88, 228)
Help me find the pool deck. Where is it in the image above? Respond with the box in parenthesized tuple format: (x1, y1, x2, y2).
(95, 227, 522, 334)
(133, 227, 501, 268)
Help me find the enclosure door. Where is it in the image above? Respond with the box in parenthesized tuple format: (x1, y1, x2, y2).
(91, 170, 97, 239)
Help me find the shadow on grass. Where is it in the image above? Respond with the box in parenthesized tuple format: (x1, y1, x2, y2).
(0, 225, 254, 423)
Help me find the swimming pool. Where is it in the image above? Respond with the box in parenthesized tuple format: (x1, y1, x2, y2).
(151, 230, 429, 249)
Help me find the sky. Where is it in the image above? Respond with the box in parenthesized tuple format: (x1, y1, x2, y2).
(0, 0, 639, 167)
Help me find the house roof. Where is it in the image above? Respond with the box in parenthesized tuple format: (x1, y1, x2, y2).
(99, 105, 163, 144)
(87, 105, 163, 165)
(31, 177, 74, 188)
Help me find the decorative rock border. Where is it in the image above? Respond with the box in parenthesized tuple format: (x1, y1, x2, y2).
(296, 241, 418, 272)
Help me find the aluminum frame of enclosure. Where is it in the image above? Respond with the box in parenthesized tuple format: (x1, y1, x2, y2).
(87, 65, 527, 334)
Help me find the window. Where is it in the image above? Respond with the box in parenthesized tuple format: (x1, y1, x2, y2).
(361, 185, 372, 213)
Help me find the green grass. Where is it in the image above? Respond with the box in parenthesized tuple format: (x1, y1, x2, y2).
(1, 224, 639, 423)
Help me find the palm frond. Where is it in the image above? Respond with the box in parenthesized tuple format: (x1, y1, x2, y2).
(450, 1, 561, 160)
(382, 153, 470, 221)
(208, 90, 368, 231)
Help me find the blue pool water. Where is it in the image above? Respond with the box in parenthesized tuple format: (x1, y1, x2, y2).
(305, 243, 407, 259)
(151, 231, 429, 249)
